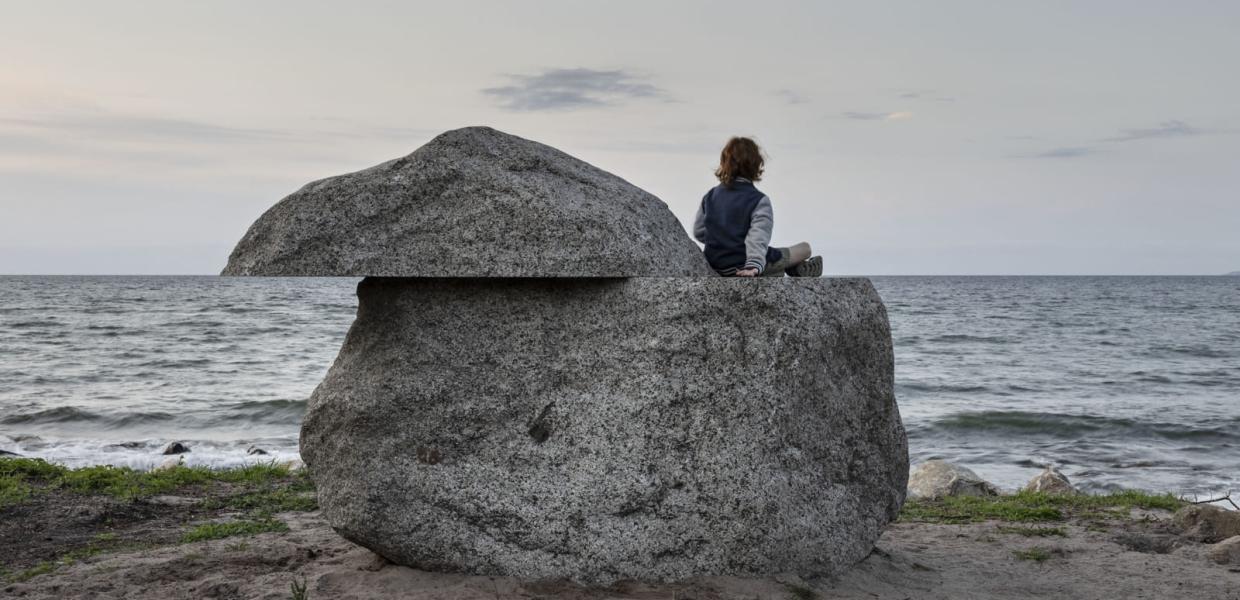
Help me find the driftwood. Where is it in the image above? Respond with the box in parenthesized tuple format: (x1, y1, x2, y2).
(1185, 492, 1240, 511)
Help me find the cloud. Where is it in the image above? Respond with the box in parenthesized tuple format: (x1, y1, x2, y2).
(1103, 120, 1203, 143)
(482, 68, 667, 111)
(841, 111, 913, 121)
(773, 89, 809, 105)
(1032, 146, 1096, 159)
(897, 90, 956, 102)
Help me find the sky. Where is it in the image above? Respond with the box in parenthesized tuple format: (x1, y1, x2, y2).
(1, 0, 1237, 275)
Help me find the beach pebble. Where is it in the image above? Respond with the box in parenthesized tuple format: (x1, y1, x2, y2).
(162, 441, 190, 455)
(1208, 536, 1240, 565)
(907, 460, 999, 500)
(1173, 505, 1240, 543)
(1022, 466, 1076, 495)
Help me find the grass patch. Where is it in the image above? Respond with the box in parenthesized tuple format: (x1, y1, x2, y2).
(1012, 547, 1053, 562)
(0, 457, 310, 505)
(4, 561, 55, 583)
(900, 490, 1185, 524)
(180, 515, 289, 543)
(997, 525, 1068, 537)
(0, 476, 34, 509)
(290, 576, 309, 600)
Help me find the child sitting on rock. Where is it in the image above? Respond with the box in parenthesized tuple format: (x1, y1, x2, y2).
(693, 136, 822, 277)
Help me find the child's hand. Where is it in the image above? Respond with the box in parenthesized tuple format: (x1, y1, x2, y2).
(736, 268, 759, 277)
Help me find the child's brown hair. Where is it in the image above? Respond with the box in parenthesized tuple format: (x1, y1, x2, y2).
(714, 137, 765, 187)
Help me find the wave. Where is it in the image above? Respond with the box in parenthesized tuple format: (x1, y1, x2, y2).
(1146, 345, 1230, 359)
(0, 406, 98, 425)
(0, 406, 177, 427)
(207, 399, 309, 425)
(898, 382, 990, 394)
(922, 410, 1239, 442)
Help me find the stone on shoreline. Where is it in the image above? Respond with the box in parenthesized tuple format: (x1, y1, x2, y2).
(907, 460, 999, 499)
(221, 126, 714, 278)
(162, 442, 190, 455)
(300, 277, 908, 584)
(154, 455, 183, 471)
(1208, 535, 1240, 565)
(1022, 466, 1076, 495)
(1173, 504, 1240, 543)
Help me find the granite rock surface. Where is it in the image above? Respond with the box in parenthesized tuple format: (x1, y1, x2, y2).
(221, 126, 713, 277)
(300, 277, 908, 584)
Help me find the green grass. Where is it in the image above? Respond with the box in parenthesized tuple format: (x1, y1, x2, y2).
(4, 561, 55, 583)
(290, 576, 309, 600)
(180, 515, 289, 543)
(997, 525, 1069, 537)
(899, 490, 1185, 524)
(0, 457, 309, 505)
(0, 476, 34, 509)
(1012, 547, 1053, 562)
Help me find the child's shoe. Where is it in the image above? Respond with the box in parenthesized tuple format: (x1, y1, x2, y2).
(789, 255, 822, 277)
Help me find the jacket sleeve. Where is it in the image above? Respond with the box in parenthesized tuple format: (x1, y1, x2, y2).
(692, 195, 708, 243)
(743, 196, 774, 272)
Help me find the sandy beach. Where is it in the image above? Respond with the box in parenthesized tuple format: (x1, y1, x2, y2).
(2, 460, 1237, 600)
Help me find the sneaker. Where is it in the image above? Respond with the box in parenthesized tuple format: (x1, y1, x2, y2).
(789, 255, 822, 277)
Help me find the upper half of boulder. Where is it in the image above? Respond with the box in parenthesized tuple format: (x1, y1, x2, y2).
(222, 127, 714, 277)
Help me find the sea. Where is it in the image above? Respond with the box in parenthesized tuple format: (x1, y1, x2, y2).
(1, 275, 1237, 498)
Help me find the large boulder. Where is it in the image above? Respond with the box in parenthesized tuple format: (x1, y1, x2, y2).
(301, 277, 908, 584)
(221, 126, 713, 277)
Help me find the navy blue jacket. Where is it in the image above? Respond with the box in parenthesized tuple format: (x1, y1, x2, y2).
(693, 178, 778, 274)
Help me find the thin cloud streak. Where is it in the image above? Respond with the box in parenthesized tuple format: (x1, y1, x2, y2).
(773, 89, 809, 105)
(841, 111, 914, 121)
(1031, 146, 1096, 159)
(482, 68, 667, 111)
(1103, 120, 1203, 143)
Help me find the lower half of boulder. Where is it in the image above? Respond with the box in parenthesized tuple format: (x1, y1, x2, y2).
(300, 277, 908, 584)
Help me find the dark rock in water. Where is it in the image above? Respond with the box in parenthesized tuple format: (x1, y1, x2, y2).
(247, 446, 268, 456)
(107, 441, 146, 450)
(0, 449, 21, 457)
(301, 277, 908, 584)
(162, 442, 190, 455)
(221, 126, 714, 277)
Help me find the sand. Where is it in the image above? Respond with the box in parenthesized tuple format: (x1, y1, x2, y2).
(4, 508, 1238, 600)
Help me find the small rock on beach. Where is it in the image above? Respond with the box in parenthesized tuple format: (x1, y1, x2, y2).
(907, 459, 999, 499)
(1022, 466, 1076, 495)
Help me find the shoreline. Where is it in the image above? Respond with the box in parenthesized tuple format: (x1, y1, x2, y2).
(2, 458, 1238, 599)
